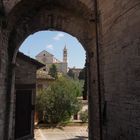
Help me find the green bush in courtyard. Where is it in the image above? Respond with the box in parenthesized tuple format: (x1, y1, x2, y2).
(80, 110, 88, 123)
(36, 76, 82, 125)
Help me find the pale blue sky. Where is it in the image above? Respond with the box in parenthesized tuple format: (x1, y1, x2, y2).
(20, 31, 86, 68)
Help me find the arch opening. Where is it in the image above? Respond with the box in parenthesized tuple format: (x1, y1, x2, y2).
(5, 1, 100, 140)
(15, 30, 88, 139)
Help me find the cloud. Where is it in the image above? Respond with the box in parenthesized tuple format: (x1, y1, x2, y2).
(46, 44, 54, 50)
(53, 33, 65, 41)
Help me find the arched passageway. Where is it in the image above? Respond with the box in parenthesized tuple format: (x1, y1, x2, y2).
(0, 0, 140, 140)
(18, 30, 87, 140)
(4, 0, 100, 140)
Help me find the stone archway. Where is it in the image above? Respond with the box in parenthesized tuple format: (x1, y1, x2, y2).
(5, 1, 101, 140)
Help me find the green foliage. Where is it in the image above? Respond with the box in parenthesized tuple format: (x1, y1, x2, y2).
(78, 67, 85, 80)
(80, 110, 88, 123)
(67, 69, 75, 78)
(49, 64, 58, 79)
(78, 67, 88, 100)
(36, 89, 48, 122)
(72, 79, 84, 97)
(36, 76, 83, 124)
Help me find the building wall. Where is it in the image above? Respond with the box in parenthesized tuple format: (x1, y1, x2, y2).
(98, 0, 140, 139)
(55, 63, 68, 74)
(15, 56, 38, 139)
(36, 51, 68, 74)
(15, 57, 37, 84)
(70, 68, 82, 79)
(0, 27, 9, 140)
(36, 51, 54, 64)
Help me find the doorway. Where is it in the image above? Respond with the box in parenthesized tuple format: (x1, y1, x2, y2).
(15, 90, 32, 139)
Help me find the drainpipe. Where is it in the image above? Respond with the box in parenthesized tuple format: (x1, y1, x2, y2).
(94, 0, 103, 140)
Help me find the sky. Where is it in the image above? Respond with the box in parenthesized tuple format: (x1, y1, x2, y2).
(19, 31, 86, 68)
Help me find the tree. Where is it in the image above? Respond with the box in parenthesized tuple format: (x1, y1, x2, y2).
(36, 90, 48, 122)
(78, 67, 87, 100)
(67, 69, 75, 78)
(49, 64, 58, 79)
(78, 67, 85, 80)
(36, 76, 82, 125)
(80, 110, 88, 123)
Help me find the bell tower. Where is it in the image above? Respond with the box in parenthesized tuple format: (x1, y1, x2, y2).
(63, 46, 67, 63)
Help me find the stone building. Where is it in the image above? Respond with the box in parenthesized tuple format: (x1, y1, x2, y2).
(68, 67, 82, 79)
(36, 46, 68, 74)
(15, 52, 44, 140)
(0, 1, 140, 140)
(36, 70, 55, 90)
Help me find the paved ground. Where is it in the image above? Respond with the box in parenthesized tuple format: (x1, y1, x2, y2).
(35, 126, 88, 140)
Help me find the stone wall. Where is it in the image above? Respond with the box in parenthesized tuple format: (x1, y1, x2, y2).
(98, 0, 140, 139)
(14, 54, 38, 140)
(88, 40, 101, 140)
(0, 27, 9, 140)
(3, 0, 94, 14)
(36, 51, 54, 64)
(15, 56, 37, 85)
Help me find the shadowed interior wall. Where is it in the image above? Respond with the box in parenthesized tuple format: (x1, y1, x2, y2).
(98, 0, 140, 139)
(0, 27, 9, 140)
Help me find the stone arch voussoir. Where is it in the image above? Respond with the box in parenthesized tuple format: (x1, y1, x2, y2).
(8, 5, 95, 63)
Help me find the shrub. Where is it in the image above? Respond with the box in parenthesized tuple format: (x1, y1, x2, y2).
(36, 76, 82, 125)
(80, 110, 88, 123)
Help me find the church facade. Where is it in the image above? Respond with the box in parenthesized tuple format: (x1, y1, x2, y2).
(36, 46, 68, 75)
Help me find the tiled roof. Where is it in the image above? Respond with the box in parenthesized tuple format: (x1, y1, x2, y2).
(37, 70, 55, 80)
(17, 52, 45, 69)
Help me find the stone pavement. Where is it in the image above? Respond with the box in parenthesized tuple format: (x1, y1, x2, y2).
(35, 126, 88, 140)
